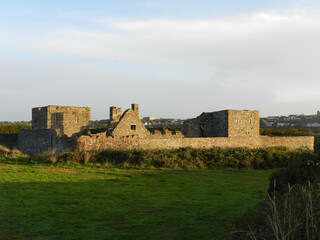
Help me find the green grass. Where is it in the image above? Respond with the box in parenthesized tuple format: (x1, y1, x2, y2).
(0, 160, 276, 240)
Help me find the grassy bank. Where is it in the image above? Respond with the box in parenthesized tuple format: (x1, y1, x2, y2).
(0, 161, 276, 240)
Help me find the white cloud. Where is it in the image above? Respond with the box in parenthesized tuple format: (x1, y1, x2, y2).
(1, 9, 320, 119)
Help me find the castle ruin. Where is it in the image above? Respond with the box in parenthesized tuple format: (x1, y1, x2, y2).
(32, 105, 91, 137)
(182, 110, 259, 138)
(1, 103, 313, 155)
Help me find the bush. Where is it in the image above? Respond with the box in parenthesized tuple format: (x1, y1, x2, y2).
(229, 152, 320, 240)
(229, 183, 320, 240)
(260, 128, 313, 136)
(268, 152, 320, 195)
(0, 125, 31, 134)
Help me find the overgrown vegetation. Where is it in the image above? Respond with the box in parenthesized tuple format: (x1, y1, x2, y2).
(0, 121, 30, 126)
(0, 124, 31, 134)
(229, 145, 320, 240)
(260, 128, 314, 136)
(268, 152, 320, 194)
(229, 183, 320, 240)
(20, 147, 313, 170)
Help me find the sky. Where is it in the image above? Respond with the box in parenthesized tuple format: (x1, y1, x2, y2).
(1, 0, 320, 120)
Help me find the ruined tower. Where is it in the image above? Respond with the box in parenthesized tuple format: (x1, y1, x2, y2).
(32, 105, 91, 137)
(182, 110, 259, 138)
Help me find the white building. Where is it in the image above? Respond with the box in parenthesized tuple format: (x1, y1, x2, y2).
(307, 123, 320, 127)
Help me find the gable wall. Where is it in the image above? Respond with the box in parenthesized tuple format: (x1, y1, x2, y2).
(111, 109, 150, 137)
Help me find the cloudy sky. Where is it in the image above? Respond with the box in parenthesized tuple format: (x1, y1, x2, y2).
(1, 0, 320, 120)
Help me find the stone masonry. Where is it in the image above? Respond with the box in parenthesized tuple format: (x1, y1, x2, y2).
(182, 110, 259, 138)
(17, 129, 74, 155)
(10, 104, 314, 155)
(32, 105, 91, 137)
(76, 135, 314, 151)
(107, 104, 150, 138)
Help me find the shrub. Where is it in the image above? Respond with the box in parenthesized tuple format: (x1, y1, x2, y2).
(0, 125, 31, 134)
(260, 128, 313, 136)
(229, 150, 320, 240)
(229, 183, 320, 240)
(268, 151, 320, 195)
(5, 147, 312, 170)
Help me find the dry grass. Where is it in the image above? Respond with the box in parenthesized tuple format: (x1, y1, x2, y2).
(229, 183, 320, 240)
(36, 168, 78, 174)
(0, 145, 25, 158)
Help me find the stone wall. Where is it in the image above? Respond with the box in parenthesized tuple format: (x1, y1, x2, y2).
(148, 130, 184, 139)
(207, 110, 229, 137)
(18, 105, 314, 154)
(75, 135, 314, 151)
(0, 134, 17, 149)
(32, 107, 48, 129)
(259, 136, 314, 149)
(111, 109, 150, 138)
(182, 110, 259, 138)
(182, 112, 225, 137)
(17, 129, 74, 155)
(228, 110, 260, 137)
(32, 106, 91, 137)
(110, 106, 122, 122)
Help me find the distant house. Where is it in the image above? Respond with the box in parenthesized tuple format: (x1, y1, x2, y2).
(143, 116, 156, 121)
(307, 123, 320, 127)
(153, 121, 161, 126)
(305, 116, 314, 120)
(267, 116, 280, 120)
(277, 122, 290, 127)
(284, 115, 299, 121)
(266, 122, 274, 128)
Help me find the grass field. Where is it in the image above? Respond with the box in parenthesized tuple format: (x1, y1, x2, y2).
(0, 160, 276, 240)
